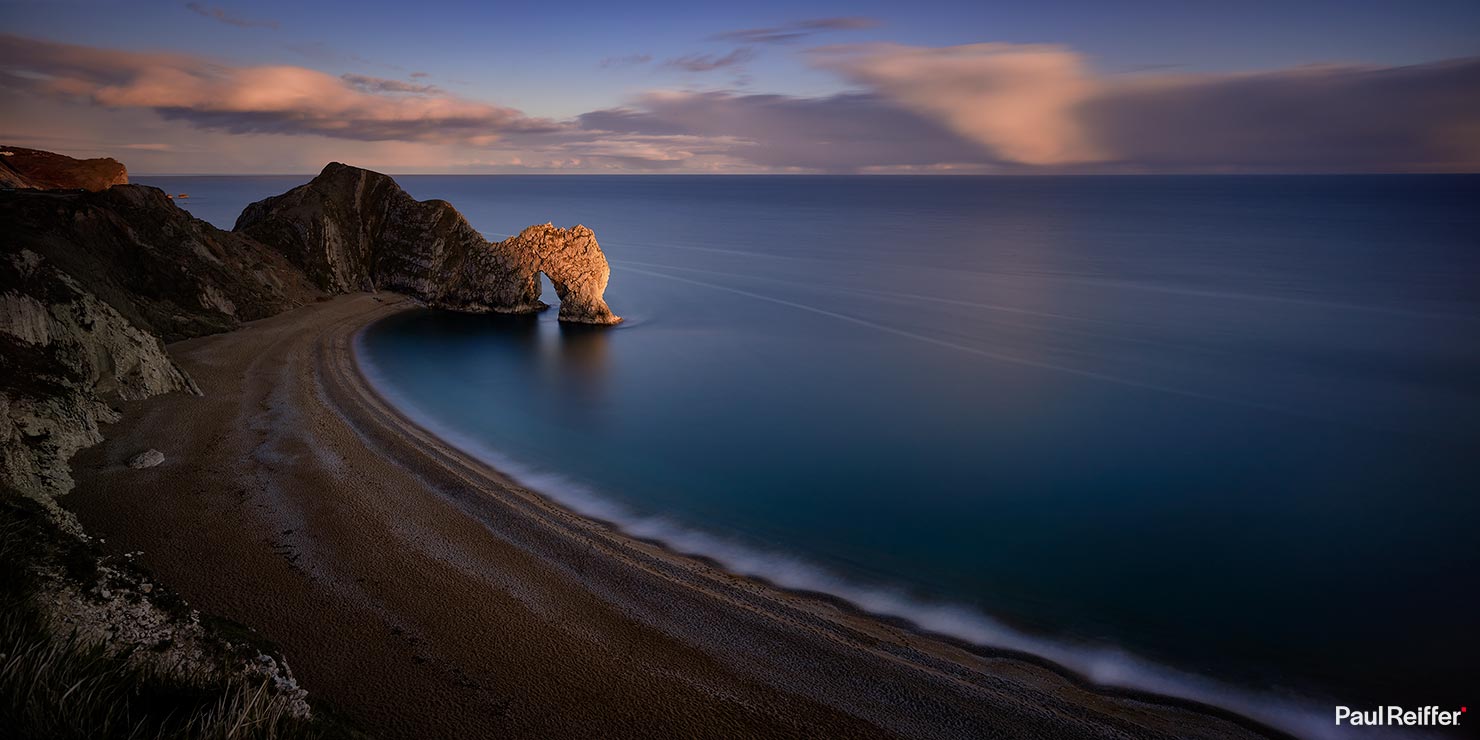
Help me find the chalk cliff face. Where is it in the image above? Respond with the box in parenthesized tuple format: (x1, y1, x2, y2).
(1, 150, 624, 727)
(236, 162, 620, 324)
(1, 146, 129, 191)
(1, 185, 321, 498)
(1, 250, 197, 500)
(2, 153, 621, 499)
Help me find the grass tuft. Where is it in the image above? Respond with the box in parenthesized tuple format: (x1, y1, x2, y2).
(0, 498, 360, 739)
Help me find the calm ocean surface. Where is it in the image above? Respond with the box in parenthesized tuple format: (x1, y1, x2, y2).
(141, 174, 1480, 734)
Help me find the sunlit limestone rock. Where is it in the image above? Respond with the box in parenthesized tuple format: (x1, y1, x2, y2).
(235, 162, 621, 325)
(497, 224, 618, 325)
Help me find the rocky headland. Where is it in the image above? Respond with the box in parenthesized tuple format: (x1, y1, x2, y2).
(0, 147, 619, 738)
(3, 151, 619, 504)
(236, 162, 620, 324)
(1, 145, 129, 191)
(0, 147, 1273, 740)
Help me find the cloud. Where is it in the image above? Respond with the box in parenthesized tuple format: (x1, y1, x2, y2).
(578, 91, 981, 171)
(572, 47, 1480, 173)
(662, 48, 757, 73)
(409, 71, 430, 79)
(600, 54, 652, 69)
(0, 34, 561, 145)
(1083, 59, 1480, 171)
(2, 34, 1475, 174)
(711, 17, 879, 45)
(184, 2, 278, 29)
(340, 73, 443, 95)
(813, 43, 1104, 165)
(810, 42, 1480, 171)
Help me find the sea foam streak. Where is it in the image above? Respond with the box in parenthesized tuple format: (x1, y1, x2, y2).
(355, 329, 1419, 740)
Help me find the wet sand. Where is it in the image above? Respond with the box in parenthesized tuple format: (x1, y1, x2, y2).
(68, 293, 1279, 739)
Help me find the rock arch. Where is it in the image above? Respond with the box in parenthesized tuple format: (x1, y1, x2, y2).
(499, 224, 618, 325)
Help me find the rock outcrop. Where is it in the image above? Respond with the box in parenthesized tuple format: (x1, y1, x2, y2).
(0, 149, 625, 733)
(1, 145, 129, 191)
(498, 223, 619, 324)
(1, 183, 323, 500)
(1, 165, 322, 730)
(126, 448, 165, 469)
(1, 250, 197, 501)
(236, 162, 620, 324)
(2, 185, 322, 341)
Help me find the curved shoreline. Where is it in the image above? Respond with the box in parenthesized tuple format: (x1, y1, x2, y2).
(353, 307, 1334, 740)
(69, 294, 1288, 739)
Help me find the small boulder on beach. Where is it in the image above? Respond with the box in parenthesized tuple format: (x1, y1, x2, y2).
(126, 449, 165, 469)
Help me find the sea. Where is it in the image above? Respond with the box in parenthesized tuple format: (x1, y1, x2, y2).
(139, 173, 1480, 738)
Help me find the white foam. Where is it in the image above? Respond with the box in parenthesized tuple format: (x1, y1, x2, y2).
(354, 330, 1427, 740)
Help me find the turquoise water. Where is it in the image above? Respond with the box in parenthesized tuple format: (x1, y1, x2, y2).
(144, 174, 1480, 736)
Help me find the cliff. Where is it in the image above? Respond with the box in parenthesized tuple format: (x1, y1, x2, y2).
(0, 145, 129, 191)
(1, 250, 197, 501)
(2, 157, 623, 500)
(1, 186, 320, 499)
(2, 186, 321, 342)
(0, 172, 322, 732)
(0, 149, 622, 736)
(236, 162, 620, 325)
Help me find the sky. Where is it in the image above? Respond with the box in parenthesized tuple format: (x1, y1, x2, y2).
(1, 0, 1478, 174)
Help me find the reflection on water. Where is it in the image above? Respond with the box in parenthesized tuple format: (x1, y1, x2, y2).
(554, 322, 612, 401)
(377, 307, 614, 407)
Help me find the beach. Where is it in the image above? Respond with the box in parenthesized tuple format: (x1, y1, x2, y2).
(66, 293, 1277, 740)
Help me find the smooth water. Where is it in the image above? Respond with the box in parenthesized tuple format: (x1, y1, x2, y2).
(142, 174, 1480, 734)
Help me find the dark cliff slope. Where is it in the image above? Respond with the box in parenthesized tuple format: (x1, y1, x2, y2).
(0, 150, 622, 737)
(2, 155, 619, 499)
(0, 250, 197, 497)
(1, 153, 333, 735)
(236, 162, 619, 324)
(0, 145, 129, 191)
(1, 184, 320, 496)
(3, 186, 321, 342)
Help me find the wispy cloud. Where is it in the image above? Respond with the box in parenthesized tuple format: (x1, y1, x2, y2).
(711, 17, 879, 45)
(662, 48, 756, 72)
(578, 91, 972, 171)
(0, 34, 560, 144)
(184, 2, 278, 29)
(600, 54, 652, 69)
(340, 73, 443, 95)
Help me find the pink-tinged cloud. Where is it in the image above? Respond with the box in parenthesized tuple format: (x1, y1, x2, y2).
(0, 34, 560, 144)
(808, 42, 1480, 171)
(2, 34, 1477, 173)
(813, 43, 1104, 165)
